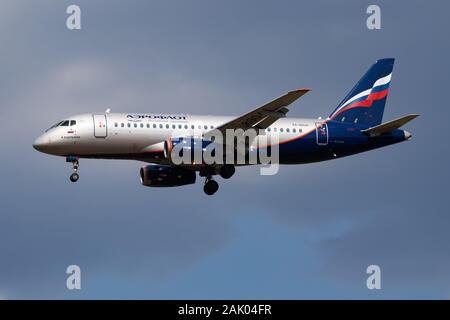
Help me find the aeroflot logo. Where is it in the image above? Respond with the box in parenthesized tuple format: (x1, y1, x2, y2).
(127, 114, 187, 120)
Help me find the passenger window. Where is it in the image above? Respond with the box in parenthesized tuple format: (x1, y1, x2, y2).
(178, 124, 182, 129)
(293, 128, 296, 133)
(159, 124, 163, 129)
(184, 124, 188, 129)
(198, 125, 202, 130)
(70, 120, 76, 126)
(280, 128, 284, 132)
(147, 124, 150, 128)
(166, 124, 170, 129)
(286, 128, 290, 133)
(140, 123, 144, 128)
(204, 125, 208, 130)
(127, 123, 131, 128)
(114, 122, 118, 127)
(121, 123, 124, 127)
(267, 128, 271, 132)
(172, 124, 176, 129)
(191, 125, 195, 130)
(153, 124, 156, 128)
(61, 120, 70, 126)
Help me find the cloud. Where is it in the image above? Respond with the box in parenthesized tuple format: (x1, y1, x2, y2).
(1, 0, 450, 299)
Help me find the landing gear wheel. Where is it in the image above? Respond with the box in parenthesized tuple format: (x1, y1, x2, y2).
(203, 179, 219, 195)
(70, 172, 79, 183)
(66, 156, 80, 183)
(219, 164, 235, 179)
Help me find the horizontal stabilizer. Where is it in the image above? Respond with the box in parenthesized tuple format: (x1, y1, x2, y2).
(361, 114, 419, 137)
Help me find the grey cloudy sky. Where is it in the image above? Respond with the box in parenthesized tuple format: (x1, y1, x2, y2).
(0, 0, 449, 299)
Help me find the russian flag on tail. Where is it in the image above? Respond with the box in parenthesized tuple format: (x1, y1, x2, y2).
(329, 58, 395, 127)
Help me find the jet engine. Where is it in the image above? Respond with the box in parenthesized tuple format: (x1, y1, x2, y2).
(140, 164, 196, 187)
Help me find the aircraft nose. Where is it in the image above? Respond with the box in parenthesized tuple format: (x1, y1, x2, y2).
(33, 135, 47, 152)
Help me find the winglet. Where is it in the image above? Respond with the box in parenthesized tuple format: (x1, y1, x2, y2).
(281, 88, 311, 107)
(292, 88, 311, 92)
(289, 88, 311, 96)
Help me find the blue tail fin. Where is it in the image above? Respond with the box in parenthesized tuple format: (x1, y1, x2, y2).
(329, 58, 395, 127)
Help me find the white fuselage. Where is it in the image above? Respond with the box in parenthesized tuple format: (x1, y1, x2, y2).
(33, 113, 318, 164)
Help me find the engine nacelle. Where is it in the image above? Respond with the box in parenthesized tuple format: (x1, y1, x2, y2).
(140, 164, 196, 187)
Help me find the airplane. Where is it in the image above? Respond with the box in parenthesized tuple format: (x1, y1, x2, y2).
(33, 58, 418, 195)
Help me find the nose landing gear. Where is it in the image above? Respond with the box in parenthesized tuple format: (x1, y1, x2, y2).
(66, 156, 80, 183)
(203, 176, 219, 195)
(70, 172, 79, 183)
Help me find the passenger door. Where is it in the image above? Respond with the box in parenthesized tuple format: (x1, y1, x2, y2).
(315, 122, 328, 145)
(93, 114, 107, 138)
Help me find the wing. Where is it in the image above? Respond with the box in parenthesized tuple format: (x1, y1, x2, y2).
(209, 88, 310, 136)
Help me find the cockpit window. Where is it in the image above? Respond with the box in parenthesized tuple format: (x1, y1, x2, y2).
(45, 119, 76, 132)
(46, 121, 63, 132)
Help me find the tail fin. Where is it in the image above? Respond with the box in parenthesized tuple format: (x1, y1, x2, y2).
(329, 58, 395, 127)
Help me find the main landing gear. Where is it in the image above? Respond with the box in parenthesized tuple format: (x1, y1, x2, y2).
(203, 176, 219, 196)
(219, 164, 235, 179)
(201, 165, 235, 195)
(66, 156, 80, 183)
